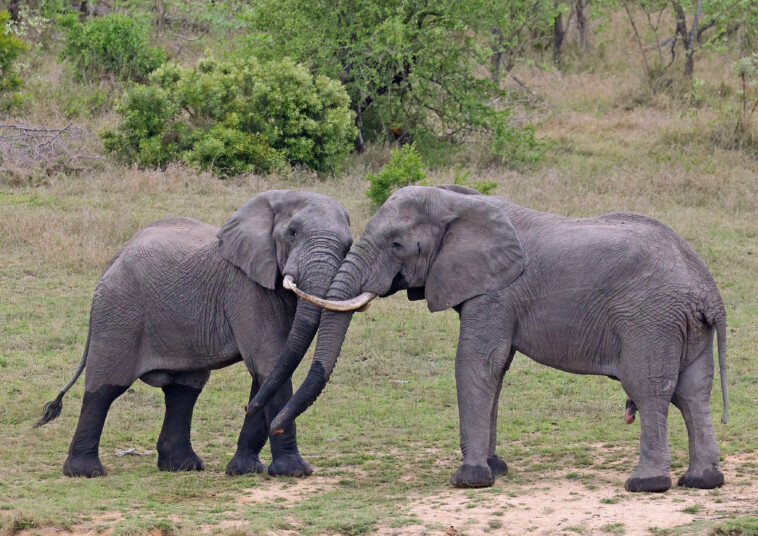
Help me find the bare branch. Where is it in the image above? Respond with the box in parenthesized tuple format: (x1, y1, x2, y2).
(0, 123, 102, 167)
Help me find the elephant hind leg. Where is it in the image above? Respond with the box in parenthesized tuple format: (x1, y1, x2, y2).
(624, 394, 673, 493)
(621, 344, 679, 493)
(64, 384, 129, 477)
(672, 354, 724, 489)
(156, 370, 210, 472)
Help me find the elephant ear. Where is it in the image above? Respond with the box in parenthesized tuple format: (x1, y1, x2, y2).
(425, 193, 524, 313)
(217, 193, 279, 289)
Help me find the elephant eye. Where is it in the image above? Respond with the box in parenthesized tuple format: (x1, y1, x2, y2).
(392, 241, 402, 250)
(287, 227, 298, 238)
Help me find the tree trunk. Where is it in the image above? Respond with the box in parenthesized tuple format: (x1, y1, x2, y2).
(553, 12, 566, 60)
(353, 107, 365, 153)
(9, 0, 19, 22)
(672, 0, 700, 78)
(575, 0, 590, 53)
(491, 27, 504, 83)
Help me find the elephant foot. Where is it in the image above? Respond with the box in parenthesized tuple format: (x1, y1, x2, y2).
(487, 455, 509, 476)
(157, 448, 205, 472)
(678, 465, 724, 489)
(450, 464, 494, 488)
(63, 454, 107, 478)
(624, 472, 671, 493)
(226, 453, 266, 476)
(268, 453, 313, 477)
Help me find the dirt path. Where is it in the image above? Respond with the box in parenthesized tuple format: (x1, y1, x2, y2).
(376, 453, 758, 536)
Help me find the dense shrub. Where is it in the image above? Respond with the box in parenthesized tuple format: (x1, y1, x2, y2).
(102, 56, 356, 175)
(59, 14, 166, 82)
(0, 11, 27, 102)
(365, 144, 426, 206)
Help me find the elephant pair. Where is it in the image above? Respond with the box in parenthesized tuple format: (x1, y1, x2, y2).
(249, 184, 728, 493)
(36, 190, 353, 478)
(39, 185, 728, 494)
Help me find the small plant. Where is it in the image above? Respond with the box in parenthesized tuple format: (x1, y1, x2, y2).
(0, 11, 28, 107)
(102, 56, 356, 176)
(601, 523, 626, 536)
(710, 516, 758, 536)
(365, 143, 426, 206)
(59, 14, 166, 82)
(452, 165, 497, 195)
(681, 504, 703, 514)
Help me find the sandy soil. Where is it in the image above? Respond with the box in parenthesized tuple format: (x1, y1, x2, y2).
(375, 453, 758, 536)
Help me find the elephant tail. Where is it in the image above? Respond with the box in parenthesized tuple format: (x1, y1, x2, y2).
(34, 330, 90, 428)
(715, 314, 728, 425)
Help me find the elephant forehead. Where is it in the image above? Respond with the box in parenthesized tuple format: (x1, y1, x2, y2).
(298, 200, 350, 228)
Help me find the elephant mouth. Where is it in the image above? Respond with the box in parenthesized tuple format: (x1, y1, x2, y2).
(382, 271, 409, 297)
(282, 275, 377, 312)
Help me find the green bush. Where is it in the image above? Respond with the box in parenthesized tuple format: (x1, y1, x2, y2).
(365, 144, 426, 206)
(0, 11, 28, 103)
(102, 56, 356, 175)
(59, 14, 166, 82)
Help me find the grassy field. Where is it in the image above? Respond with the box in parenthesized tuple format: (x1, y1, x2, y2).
(2, 22, 758, 536)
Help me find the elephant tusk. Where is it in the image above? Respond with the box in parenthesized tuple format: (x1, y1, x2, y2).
(283, 275, 376, 312)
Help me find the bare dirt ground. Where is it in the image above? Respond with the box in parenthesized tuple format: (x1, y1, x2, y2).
(375, 452, 758, 536)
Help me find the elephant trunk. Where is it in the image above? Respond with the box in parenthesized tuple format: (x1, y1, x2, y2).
(245, 238, 345, 416)
(269, 251, 366, 433)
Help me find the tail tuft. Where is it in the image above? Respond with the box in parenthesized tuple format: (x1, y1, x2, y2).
(34, 396, 63, 428)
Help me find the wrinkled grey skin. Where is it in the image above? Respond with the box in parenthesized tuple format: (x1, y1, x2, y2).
(256, 185, 727, 492)
(36, 190, 352, 478)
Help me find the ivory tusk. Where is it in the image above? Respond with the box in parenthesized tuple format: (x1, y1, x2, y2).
(283, 275, 376, 312)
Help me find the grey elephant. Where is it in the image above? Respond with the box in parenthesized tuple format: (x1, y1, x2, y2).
(248, 184, 728, 493)
(35, 190, 353, 478)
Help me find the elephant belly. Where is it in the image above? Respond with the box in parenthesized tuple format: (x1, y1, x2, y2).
(513, 314, 621, 377)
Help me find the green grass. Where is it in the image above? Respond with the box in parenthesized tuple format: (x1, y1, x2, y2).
(1, 38, 758, 536)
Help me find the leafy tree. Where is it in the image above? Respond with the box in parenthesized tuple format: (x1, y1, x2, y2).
(102, 56, 357, 175)
(0, 10, 27, 99)
(243, 0, 546, 159)
(59, 14, 166, 82)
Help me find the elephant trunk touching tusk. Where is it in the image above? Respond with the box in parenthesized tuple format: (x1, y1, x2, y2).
(283, 275, 376, 312)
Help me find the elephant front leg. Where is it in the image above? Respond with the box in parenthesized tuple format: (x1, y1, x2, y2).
(226, 379, 268, 475)
(265, 378, 312, 477)
(156, 371, 209, 472)
(450, 298, 513, 488)
(487, 348, 515, 477)
(64, 384, 129, 477)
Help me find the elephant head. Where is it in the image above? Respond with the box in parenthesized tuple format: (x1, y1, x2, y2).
(248, 185, 524, 431)
(218, 190, 354, 410)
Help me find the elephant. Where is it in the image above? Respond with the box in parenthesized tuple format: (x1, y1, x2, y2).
(247, 184, 728, 493)
(35, 190, 353, 478)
